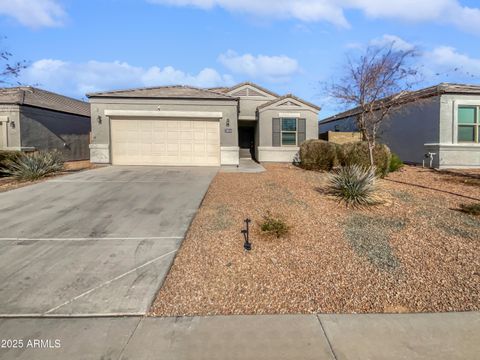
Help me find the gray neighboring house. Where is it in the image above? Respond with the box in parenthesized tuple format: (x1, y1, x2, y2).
(0, 87, 91, 160)
(319, 83, 480, 169)
(87, 82, 320, 166)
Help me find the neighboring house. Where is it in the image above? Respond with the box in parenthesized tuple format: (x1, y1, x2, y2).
(0, 87, 91, 161)
(87, 82, 320, 166)
(319, 83, 480, 169)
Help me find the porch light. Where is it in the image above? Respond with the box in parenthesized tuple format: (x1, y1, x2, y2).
(97, 115, 102, 124)
(241, 218, 252, 251)
(9, 120, 15, 129)
(226, 118, 230, 127)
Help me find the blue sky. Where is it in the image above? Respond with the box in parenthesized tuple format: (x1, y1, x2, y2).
(1, 0, 480, 117)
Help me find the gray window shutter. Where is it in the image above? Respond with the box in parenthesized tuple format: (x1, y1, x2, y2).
(272, 118, 281, 147)
(297, 118, 306, 145)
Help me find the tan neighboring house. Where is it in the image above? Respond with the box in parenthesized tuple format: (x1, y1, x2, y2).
(0, 87, 91, 160)
(87, 82, 320, 166)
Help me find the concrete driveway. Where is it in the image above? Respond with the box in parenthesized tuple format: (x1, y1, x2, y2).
(0, 166, 217, 316)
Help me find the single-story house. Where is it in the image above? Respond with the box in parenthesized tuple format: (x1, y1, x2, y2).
(319, 83, 480, 169)
(0, 87, 91, 160)
(87, 82, 320, 166)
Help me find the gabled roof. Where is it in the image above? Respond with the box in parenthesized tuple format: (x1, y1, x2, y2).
(320, 82, 480, 124)
(0, 87, 89, 117)
(87, 85, 236, 100)
(257, 94, 321, 111)
(225, 82, 280, 97)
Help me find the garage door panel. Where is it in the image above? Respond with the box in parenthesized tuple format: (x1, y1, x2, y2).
(111, 118, 220, 166)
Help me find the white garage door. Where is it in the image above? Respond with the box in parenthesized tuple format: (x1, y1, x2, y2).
(111, 118, 220, 166)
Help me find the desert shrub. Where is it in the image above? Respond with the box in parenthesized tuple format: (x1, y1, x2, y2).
(260, 212, 289, 238)
(4, 150, 64, 180)
(299, 139, 338, 171)
(389, 153, 404, 173)
(0, 150, 22, 177)
(329, 164, 378, 207)
(336, 141, 391, 178)
(459, 203, 480, 216)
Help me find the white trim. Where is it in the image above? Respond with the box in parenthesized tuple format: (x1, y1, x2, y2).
(0, 116, 8, 149)
(425, 143, 480, 149)
(279, 112, 301, 118)
(89, 143, 110, 164)
(452, 100, 480, 144)
(220, 146, 240, 166)
(104, 110, 223, 119)
(258, 146, 299, 162)
(238, 115, 257, 120)
(258, 97, 319, 113)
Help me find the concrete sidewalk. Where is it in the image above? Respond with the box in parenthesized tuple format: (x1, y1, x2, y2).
(0, 312, 478, 360)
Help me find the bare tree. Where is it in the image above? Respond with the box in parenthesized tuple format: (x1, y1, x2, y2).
(329, 43, 419, 167)
(1, 37, 27, 85)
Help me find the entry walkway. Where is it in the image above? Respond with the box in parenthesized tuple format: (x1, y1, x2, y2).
(221, 158, 266, 173)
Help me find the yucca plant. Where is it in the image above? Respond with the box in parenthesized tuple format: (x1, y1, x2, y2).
(5, 151, 64, 181)
(328, 165, 378, 207)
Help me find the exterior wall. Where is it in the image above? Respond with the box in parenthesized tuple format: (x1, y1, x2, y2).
(19, 106, 91, 161)
(258, 105, 319, 162)
(238, 97, 273, 119)
(227, 84, 277, 120)
(89, 98, 239, 165)
(319, 97, 441, 166)
(0, 104, 21, 149)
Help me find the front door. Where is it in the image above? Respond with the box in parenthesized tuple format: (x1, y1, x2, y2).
(238, 126, 255, 159)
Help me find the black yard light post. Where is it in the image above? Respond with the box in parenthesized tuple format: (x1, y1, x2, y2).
(241, 218, 252, 251)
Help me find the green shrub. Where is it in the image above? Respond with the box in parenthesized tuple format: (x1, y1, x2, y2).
(0, 150, 22, 177)
(459, 203, 480, 216)
(336, 142, 391, 178)
(299, 139, 338, 171)
(329, 165, 378, 207)
(4, 151, 64, 180)
(260, 212, 289, 238)
(389, 153, 404, 172)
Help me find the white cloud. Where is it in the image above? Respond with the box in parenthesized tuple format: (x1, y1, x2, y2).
(370, 34, 416, 52)
(423, 46, 480, 81)
(0, 0, 66, 28)
(19, 59, 235, 97)
(148, 0, 480, 34)
(218, 50, 299, 82)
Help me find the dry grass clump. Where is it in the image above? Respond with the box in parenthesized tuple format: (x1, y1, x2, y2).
(459, 203, 480, 216)
(259, 212, 289, 238)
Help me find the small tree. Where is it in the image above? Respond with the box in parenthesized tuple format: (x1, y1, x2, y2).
(329, 43, 419, 167)
(1, 36, 27, 84)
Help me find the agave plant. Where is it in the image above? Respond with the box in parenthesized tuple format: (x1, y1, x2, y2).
(328, 165, 378, 207)
(5, 151, 64, 181)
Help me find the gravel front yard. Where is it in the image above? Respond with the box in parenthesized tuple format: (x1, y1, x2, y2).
(151, 164, 480, 316)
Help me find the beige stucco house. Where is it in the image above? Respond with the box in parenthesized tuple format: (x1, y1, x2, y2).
(87, 82, 320, 166)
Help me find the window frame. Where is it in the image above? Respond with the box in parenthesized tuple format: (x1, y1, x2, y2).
(280, 118, 298, 147)
(458, 105, 479, 143)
